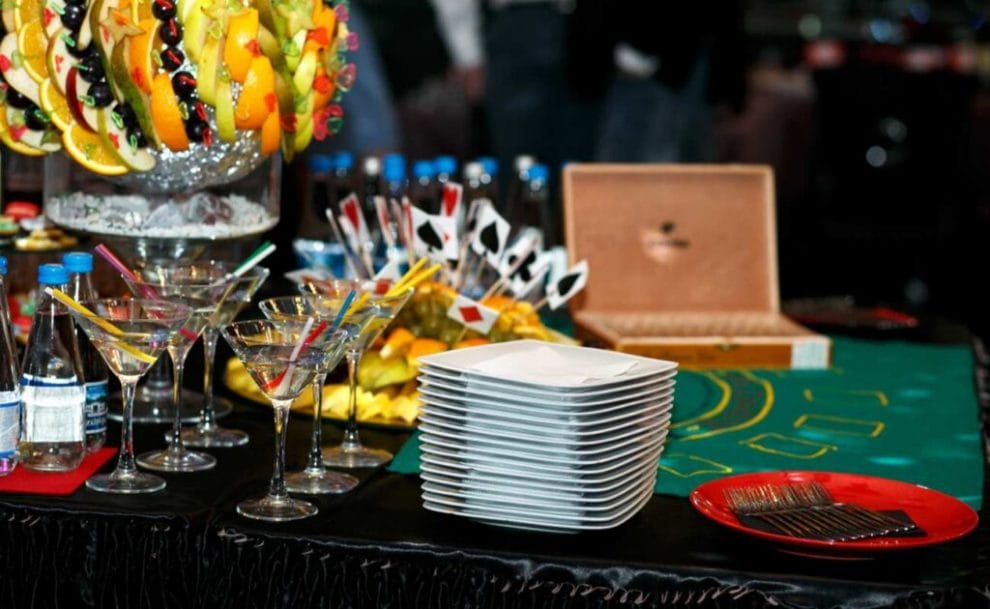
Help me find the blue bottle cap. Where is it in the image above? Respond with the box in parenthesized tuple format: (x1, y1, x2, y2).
(63, 252, 94, 273)
(38, 263, 69, 286)
(383, 153, 405, 169)
(477, 156, 498, 177)
(383, 161, 406, 183)
(412, 160, 435, 180)
(0, 256, 6, 276)
(307, 154, 335, 174)
(434, 155, 457, 176)
(528, 164, 549, 182)
(335, 151, 354, 170)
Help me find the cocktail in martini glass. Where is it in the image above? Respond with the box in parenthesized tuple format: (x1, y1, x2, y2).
(222, 318, 350, 521)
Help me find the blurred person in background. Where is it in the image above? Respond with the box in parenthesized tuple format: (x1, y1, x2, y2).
(592, 1, 747, 163)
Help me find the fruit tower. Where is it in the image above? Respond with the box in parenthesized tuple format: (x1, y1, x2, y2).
(0, 0, 352, 175)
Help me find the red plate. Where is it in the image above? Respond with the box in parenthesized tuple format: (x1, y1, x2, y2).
(690, 471, 979, 556)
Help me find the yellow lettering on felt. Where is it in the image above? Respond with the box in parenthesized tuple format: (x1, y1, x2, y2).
(793, 413, 885, 438)
(802, 388, 889, 408)
(739, 432, 837, 459)
(657, 453, 733, 478)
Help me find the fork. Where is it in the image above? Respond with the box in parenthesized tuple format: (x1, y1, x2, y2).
(723, 481, 919, 541)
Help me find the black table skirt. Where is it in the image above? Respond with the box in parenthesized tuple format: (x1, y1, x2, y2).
(3, 353, 990, 609)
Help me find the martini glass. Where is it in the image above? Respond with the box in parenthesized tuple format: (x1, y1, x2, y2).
(180, 263, 270, 448)
(309, 280, 413, 469)
(126, 265, 236, 472)
(222, 319, 350, 521)
(70, 299, 193, 493)
(258, 295, 365, 494)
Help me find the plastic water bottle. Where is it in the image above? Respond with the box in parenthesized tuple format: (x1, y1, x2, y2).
(332, 151, 355, 207)
(0, 256, 20, 476)
(18, 264, 86, 472)
(383, 155, 407, 201)
(434, 155, 457, 185)
(477, 156, 500, 207)
(64, 252, 109, 453)
(410, 160, 437, 212)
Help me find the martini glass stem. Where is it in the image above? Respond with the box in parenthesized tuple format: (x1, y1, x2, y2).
(168, 352, 184, 452)
(305, 373, 328, 472)
(269, 399, 292, 501)
(341, 350, 363, 450)
(200, 328, 219, 429)
(116, 376, 139, 477)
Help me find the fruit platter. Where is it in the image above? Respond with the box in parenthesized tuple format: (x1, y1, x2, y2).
(1, 0, 354, 243)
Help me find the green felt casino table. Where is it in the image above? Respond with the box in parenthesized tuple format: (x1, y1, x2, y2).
(391, 336, 984, 510)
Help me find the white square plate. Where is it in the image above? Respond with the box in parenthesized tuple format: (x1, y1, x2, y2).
(418, 340, 677, 391)
(419, 365, 677, 400)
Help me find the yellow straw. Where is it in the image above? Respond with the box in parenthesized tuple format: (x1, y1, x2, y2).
(46, 289, 158, 364)
(394, 257, 428, 291)
(388, 263, 441, 298)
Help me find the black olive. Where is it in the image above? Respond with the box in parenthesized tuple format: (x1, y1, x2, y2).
(4, 88, 32, 109)
(113, 103, 138, 129)
(65, 37, 89, 58)
(160, 18, 182, 46)
(129, 128, 149, 148)
(24, 106, 49, 130)
(171, 71, 196, 99)
(151, 0, 176, 20)
(77, 53, 105, 83)
(160, 47, 184, 72)
(60, 4, 85, 30)
(88, 83, 113, 107)
(184, 117, 208, 142)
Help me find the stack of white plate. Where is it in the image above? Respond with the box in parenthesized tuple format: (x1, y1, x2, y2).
(416, 340, 677, 532)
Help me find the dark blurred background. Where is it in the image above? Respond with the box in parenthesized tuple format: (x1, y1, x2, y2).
(6, 0, 990, 332)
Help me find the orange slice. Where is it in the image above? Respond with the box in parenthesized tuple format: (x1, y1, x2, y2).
(17, 20, 49, 84)
(61, 121, 128, 175)
(128, 18, 160, 94)
(150, 71, 188, 151)
(234, 54, 274, 129)
(303, 5, 335, 54)
(259, 104, 279, 154)
(13, 0, 44, 30)
(223, 8, 258, 82)
(39, 79, 72, 130)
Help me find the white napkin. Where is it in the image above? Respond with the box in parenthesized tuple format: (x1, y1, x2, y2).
(469, 346, 638, 386)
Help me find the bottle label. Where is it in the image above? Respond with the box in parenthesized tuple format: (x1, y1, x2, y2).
(0, 395, 18, 459)
(20, 374, 85, 443)
(84, 380, 108, 434)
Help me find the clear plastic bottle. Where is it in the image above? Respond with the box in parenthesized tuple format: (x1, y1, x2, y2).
(504, 154, 535, 223)
(332, 151, 355, 207)
(0, 256, 20, 476)
(64, 252, 109, 453)
(514, 163, 550, 247)
(477, 156, 500, 208)
(434, 155, 458, 185)
(18, 264, 86, 472)
(410, 160, 437, 212)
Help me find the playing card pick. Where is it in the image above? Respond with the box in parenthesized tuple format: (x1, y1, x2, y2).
(470, 204, 510, 267)
(510, 256, 550, 298)
(339, 194, 371, 248)
(412, 206, 459, 261)
(499, 236, 541, 279)
(547, 260, 588, 310)
(446, 294, 500, 335)
(374, 258, 402, 282)
(441, 182, 463, 219)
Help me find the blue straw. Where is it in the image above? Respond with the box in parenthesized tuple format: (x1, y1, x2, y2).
(329, 289, 358, 334)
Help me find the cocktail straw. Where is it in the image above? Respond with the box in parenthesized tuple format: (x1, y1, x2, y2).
(268, 317, 317, 394)
(228, 241, 276, 280)
(94, 244, 160, 300)
(45, 288, 157, 364)
(324, 209, 366, 279)
(330, 289, 357, 332)
(389, 263, 441, 298)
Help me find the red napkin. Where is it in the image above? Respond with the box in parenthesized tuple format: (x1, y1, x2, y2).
(0, 447, 117, 495)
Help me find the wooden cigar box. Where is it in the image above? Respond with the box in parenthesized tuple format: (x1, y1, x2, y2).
(562, 164, 830, 369)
